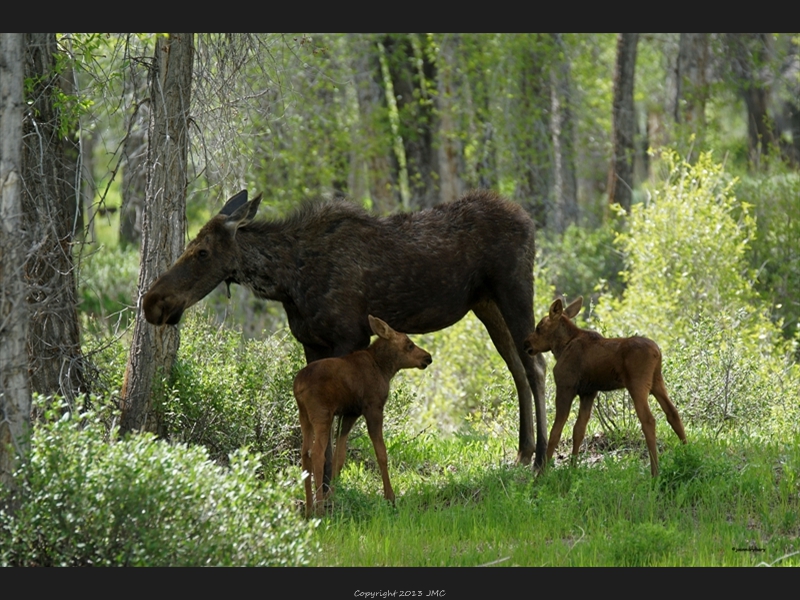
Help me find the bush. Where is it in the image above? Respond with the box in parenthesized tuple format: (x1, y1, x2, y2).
(737, 168, 800, 345)
(592, 150, 800, 439)
(537, 220, 625, 302)
(0, 408, 317, 566)
(77, 245, 139, 333)
(161, 311, 306, 472)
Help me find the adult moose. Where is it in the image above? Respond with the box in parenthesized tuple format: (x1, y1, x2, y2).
(143, 189, 548, 470)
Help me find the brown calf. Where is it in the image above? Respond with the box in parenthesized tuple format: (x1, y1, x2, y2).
(293, 315, 432, 516)
(524, 297, 687, 476)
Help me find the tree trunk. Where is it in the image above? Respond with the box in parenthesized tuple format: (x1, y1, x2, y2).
(121, 33, 193, 434)
(608, 33, 639, 212)
(119, 101, 149, 248)
(381, 34, 439, 210)
(727, 33, 776, 168)
(21, 33, 87, 404)
(348, 35, 397, 214)
(516, 38, 552, 227)
(435, 34, 464, 204)
(1, 32, 30, 488)
(549, 33, 578, 233)
(672, 33, 710, 160)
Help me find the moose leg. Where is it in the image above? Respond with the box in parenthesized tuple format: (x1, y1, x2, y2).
(363, 407, 395, 503)
(629, 385, 659, 477)
(489, 291, 549, 468)
(547, 388, 576, 466)
(302, 344, 340, 496)
(473, 301, 544, 467)
(651, 373, 687, 444)
(298, 406, 315, 518)
(571, 392, 597, 466)
(310, 419, 334, 514)
(332, 414, 359, 479)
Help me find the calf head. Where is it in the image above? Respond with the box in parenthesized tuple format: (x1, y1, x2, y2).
(368, 315, 432, 370)
(524, 296, 583, 356)
(142, 191, 262, 326)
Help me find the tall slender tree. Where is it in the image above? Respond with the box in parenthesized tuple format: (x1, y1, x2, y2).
(608, 33, 639, 211)
(726, 33, 776, 167)
(121, 33, 194, 434)
(550, 33, 578, 232)
(1, 33, 30, 488)
(21, 33, 87, 403)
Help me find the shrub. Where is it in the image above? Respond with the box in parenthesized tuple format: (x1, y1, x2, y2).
(77, 245, 139, 333)
(737, 168, 800, 345)
(0, 408, 317, 566)
(161, 311, 305, 472)
(537, 220, 625, 302)
(592, 150, 800, 439)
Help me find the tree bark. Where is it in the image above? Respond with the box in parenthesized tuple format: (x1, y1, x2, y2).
(119, 101, 148, 248)
(510, 35, 552, 227)
(549, 33, 578, 233)
(670, 33, 710, 161)
(381, 34, 439, 210)
(348, 35, 397, 214)
(21, 33, 87, 404)
(608, 33, 639, 212)
(435, 34, 464, 204)
(675, 33, 710, 130)
(1, 33, 30, 489)
(727, 33, 776, 167)
(121, 33, 193, 434)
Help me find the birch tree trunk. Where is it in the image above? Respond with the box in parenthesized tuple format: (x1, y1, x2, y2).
(1, 32, 30, 488)
(121, 33, 193, 434)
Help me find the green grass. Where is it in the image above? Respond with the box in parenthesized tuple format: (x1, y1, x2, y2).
(311, 429, 800, 566)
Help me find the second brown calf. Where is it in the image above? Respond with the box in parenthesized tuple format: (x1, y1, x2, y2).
(293, 315, 432, 517)
(524, 297, 687, 476)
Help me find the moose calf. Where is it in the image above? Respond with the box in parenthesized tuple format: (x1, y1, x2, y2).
(524, 297, 687, 477)
(293, 315, 432, 516)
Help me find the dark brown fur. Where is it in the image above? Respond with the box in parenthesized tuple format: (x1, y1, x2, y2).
(143, 189, 547, 471)
(524, 297, 687, 476)
(294, 316, 431, 517)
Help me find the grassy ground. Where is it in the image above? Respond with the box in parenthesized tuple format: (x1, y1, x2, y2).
(310, 427, 800, 567)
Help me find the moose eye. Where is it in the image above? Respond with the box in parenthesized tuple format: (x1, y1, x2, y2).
(198, 249, 209, 259)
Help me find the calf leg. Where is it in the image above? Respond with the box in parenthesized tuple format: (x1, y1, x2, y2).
(298, 406, 314, 518)
(547, 388, 576, 466)
(332, 414, 359, 479)
(571, 392, 597, 465)
(629, 385, 659, 477)
(310, 419, 333, 515)
(363, 407, 395, 503)
(651, 373, 687, 444)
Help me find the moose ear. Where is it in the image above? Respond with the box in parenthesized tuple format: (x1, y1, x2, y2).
(219, 190, 248, 216)
(368, 315, 395, 340)
(224, 193, 262, 231)
(564, 296, 583, 319)
(549, 298, 563, 318)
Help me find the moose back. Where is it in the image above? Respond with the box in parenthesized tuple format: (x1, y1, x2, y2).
(143, 189, 548, 466)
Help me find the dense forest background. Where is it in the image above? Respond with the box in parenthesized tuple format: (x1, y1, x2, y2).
(1, 33, 799, 567)
(71, 33, 800, 336)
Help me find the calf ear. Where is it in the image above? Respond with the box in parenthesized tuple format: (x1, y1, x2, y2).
(549, 298, 563, 319)
(564, 296, 583, 319)
(368, 315, 395, 340)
